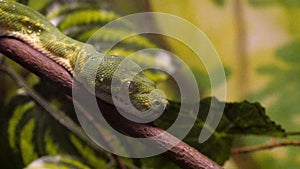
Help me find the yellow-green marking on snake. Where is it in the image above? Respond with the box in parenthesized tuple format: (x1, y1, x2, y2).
(0, 0, 167, 119)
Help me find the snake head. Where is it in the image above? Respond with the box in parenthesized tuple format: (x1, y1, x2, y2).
(76, 48, 168, 121)
(109, 61, 168, 121)
(112, 74, 168, 121)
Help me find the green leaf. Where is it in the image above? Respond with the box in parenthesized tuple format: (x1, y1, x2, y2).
(57, 9, 121, 31)
(69, 134, 107, 168)
(279, 0, 300, 8)
(223, 100, 286, 136)
(28, 0, 51, 11)
(252, 35, 300, 167)
(248, 0, 300, 8)
(141, 156, 179, 169)
(248, 0, 278, 6)
(275, 39, 300, 64)
(2, 83, 109, 168)
(25, 155, 92, 169)
(76, 27, 156, 50)
(155, 97, 285, 164)
(212, 0, 225, 6)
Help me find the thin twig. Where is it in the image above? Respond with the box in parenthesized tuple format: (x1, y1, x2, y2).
(232, 141, 300, 155)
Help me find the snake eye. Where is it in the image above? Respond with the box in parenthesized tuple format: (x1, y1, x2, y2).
(152, 100, 161, 107)
(122, 80, 137, 94)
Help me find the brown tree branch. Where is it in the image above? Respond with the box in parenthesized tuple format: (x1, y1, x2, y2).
(0, 37, 223, 169)
(232, 141, 300, 155)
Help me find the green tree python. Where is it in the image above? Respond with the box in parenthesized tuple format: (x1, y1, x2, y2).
(0, 0, 168, 119)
